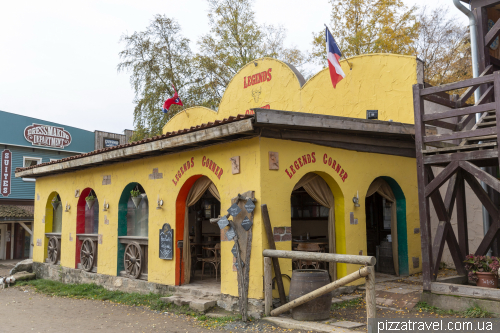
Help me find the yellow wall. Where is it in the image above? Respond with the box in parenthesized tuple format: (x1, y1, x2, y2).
(31, 54, 422, 299)
(32, 136, 421, 298)
(164, 54, 418, 134)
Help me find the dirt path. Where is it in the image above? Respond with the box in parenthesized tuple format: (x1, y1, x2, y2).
(0, 286, 311, 333)
(1, 286, 224, 333)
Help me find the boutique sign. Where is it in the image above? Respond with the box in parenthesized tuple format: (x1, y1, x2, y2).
(24, 123, 72, 149)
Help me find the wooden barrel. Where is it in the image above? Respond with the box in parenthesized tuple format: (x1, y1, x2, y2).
(289, 269, 332, 321)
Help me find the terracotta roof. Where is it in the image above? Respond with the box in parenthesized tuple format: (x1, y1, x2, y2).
(0, 205, 34, 218)
(15, 114, 253, 173)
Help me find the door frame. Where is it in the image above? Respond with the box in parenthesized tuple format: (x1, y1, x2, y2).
(0, 224, 7, 260)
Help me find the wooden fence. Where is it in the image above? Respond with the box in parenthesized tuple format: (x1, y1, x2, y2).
(263, 249, 376, 321)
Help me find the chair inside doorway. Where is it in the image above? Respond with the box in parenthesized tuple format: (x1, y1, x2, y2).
(189, 190, 221, 281)
(291, 187, 329, 270)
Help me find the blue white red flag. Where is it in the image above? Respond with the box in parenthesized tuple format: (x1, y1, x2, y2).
(325, 28, 345, 88)
(162, 85, 184, 113)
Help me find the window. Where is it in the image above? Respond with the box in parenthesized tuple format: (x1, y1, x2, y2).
(22, 157, 42, 182)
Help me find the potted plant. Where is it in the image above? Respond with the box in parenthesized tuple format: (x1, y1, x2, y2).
(51, 197, 61, 210)
(130, 189, 142, 208)
(85, 193, 96, 209)
(464, 254, 500, 288)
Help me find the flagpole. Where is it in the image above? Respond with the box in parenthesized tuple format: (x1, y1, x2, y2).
(324, 24, 352, 70)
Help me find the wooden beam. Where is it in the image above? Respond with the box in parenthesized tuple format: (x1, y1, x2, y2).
(423, 127, 496, 144)
(457, 65, 494, 107)
(460, 161, 500, 194)
(425, 120, 457, 131)
(462, 171, 499, 221)
(475, 223, 500, 256)
(444, 173, 458, 221)
(423, 148, 498, 165)
(414, 83, 433, 291)
(446, 227, 467, 275)
(423, 94, 456, 108)
(431, 221, 449, 278)
(264, 257, 272, 316)
(306, 140, 416, 158)
(456, 171, 469, 256)
(424, 161, 459, 197)
(420, 74, 494, 96)
(422, 102, 495, 122)
(253, 109, 415, 136)
(15, 119, 255, 178)
(19, 222, 32, 235)
(261, 204, 287, 306)
(494, 71, 500, 171)
(263, 249, 376, 266)
(485, 20, 500, 48)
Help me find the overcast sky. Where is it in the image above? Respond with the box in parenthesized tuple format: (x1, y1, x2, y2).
(0, 0, 468, 134)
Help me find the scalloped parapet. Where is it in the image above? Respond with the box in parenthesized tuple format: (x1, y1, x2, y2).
(163, 54, 419, 134)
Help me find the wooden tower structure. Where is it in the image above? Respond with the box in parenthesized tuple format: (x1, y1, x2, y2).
(414, 0, 500, 290)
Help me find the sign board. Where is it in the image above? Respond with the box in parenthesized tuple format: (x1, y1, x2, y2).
(226, 227, 236, 241)
(244, 199, 255, 213)
(24, 123, 72, 149)
(217, 215, 229, 229)
(227, 203, 242, 217)
(231, 243, 238, 258)
(1, 149, 12, 197)
(159, 223, 174, 260)
(104, 138, 120, 148)
(241, 216, 253, 231)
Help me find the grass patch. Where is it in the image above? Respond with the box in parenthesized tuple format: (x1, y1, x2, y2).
(416, 301, 492, 318)
(16, 279, 239, 327)
(463, 305, 492, 318)
(331, 297, 363, 310)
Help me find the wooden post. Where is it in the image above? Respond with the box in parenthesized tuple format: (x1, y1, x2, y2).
(264, 257, 273, 316)
(413, 83, 433, 291)
(270, 266, 370, 317)
(365, 266, 376, 321)
(261, 204, 287, 305)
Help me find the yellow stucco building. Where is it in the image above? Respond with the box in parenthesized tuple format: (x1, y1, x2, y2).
(16, 54, 422, 306)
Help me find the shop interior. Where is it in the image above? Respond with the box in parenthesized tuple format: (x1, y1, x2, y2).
(187, 189, 221, 281)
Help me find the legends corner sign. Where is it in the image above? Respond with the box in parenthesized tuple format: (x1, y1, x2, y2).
(24, 123, 72, 149)
(1, 149, 12, 197)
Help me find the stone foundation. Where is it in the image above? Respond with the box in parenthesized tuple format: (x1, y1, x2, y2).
(33, 262, 264, 315)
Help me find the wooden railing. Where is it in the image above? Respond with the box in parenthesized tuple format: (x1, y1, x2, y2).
(263, 249, 376, 321)
(414, 67, 500, 166)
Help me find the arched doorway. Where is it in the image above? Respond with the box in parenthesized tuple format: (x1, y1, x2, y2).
(175, 175, 221, 286)
(75, 188, 99, 272)
(45, 191, 62, 265)
(117, 183, 149, 280)
(290, 172, 338, 280)
(365, 177, 409, 276)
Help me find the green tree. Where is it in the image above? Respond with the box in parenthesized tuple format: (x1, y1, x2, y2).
(194, 0, 305, 109)
(119, 1, 305, 140)
(118, 15, 194, 141)
(310, 0, 419, 66)
(415, 6, 471, 87)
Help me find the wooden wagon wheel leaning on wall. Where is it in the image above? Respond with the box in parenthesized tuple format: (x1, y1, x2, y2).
(80, 238, 95, 272)
(47, 236, 60, 264)
(124, 242, 142, 279)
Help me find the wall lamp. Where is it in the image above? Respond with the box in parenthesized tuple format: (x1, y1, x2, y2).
(64, 202, 71, 212)
(157, 195, 164, 210)
(352, 191, 360, 207)
(103, 199, 109, 212)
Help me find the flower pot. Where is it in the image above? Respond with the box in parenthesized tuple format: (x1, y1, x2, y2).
(86, 199, 95, 210)
(52, 201, 60, 210)
(131, 196, 142, 208)
(476, 272, 498, 288)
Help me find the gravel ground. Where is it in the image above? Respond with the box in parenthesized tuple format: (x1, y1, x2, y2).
(0, 286, 310, 333)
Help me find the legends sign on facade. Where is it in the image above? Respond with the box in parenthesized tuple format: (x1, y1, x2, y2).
(24, 123, 72, 149)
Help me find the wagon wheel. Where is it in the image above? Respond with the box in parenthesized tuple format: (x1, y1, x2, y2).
(47, 236, 60, 264)
(80, 238, 95, 272)
(124, 242, 142, 279)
